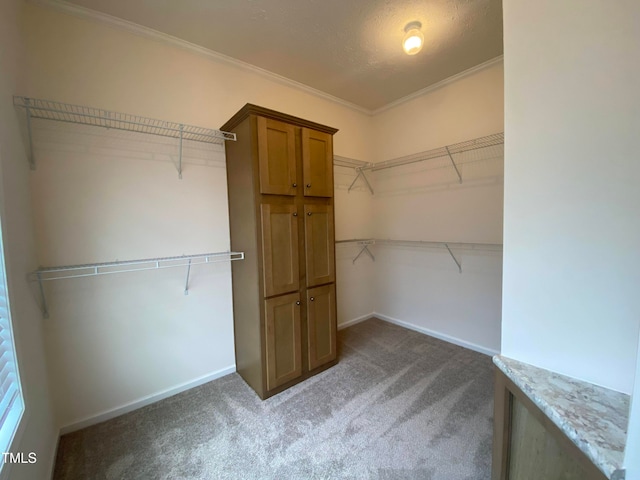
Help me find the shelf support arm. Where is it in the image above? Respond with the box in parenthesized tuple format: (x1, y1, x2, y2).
(36, 272, 49, 318)
(178, 124, 184, 179)
(444, 243, 462, 273)
(348, 167, 374, 195)
(445, 146, 462, 184)
(25, 98, 35, 170)
(184, 258, 192, 295)
(353, 244, 375, 264)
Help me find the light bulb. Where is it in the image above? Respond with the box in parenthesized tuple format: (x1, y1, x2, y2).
(403, 22, 424, 55)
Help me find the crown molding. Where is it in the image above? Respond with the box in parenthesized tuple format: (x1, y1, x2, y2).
(27, 0, 372, 116)
(28, 0, 503, 117)
(371, 55, 504, 115)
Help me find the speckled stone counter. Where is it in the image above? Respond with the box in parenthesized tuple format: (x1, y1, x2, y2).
(493, 355, 630, 480)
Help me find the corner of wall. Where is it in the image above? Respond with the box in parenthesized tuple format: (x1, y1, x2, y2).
(0, 1, 60, 478)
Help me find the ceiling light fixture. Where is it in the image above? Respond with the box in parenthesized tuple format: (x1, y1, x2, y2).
(403, 21, 424, 55)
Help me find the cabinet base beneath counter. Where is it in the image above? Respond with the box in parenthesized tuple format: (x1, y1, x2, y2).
(492, 356, 629, 480)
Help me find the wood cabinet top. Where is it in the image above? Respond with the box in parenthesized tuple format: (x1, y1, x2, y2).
(221, 103, 339, 135)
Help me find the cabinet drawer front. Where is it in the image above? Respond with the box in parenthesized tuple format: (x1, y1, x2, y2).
(261, 203, 300, 297)
(257, 117, 297, 196)
(304, 204, 335, 287)
(307, 284, 337, 370)
(265, 293, 302, 391)
(302, 128, 333, 198)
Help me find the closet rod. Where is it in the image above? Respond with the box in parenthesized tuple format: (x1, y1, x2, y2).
(30, 251, 244, 318)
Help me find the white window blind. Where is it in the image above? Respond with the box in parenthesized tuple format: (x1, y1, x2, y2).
(0, 224, 24, 456)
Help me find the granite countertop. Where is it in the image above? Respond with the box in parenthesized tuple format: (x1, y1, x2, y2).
(493, 355, 630, 480)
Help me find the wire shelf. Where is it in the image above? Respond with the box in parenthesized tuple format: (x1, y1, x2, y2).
(335, 239, 376, 245)
(31, 251, 244, 281)
(374, 239, 503, 251)
(14, 96, 236, 143)
(333, 133, 503, 194)
(336, 238, 502, 271)
(333, 156, 372, 169)
(14, 96, 236, 177)
(30, 251, 245, 318)
(337, 238, 502, 250)
(368, 132, 504, 173)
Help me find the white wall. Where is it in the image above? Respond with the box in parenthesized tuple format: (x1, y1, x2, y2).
(23, 4, 375, 429)
(31, 123, 239, 429)
(22, 0, 505, 436)
(334, 166, 376, 327)
(502, 0, 640, 394)
(369, 62, 504, 353)
(0, 0, 58, 478)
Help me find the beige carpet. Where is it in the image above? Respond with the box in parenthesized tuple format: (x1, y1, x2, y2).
(54, 318, 495, 479)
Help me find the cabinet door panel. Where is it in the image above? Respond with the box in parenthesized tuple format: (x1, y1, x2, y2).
(257, 117, 297, 195)
(509, 397, 588, 480)
(304, 204, 335, 287)
(265, 293, 302, 390)
(307, 284, 337, 370)
(302, 128, 333, 197)
(261, 204, 299, 297)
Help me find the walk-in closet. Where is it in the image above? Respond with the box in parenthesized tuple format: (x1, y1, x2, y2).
(1, 1, 638, 479)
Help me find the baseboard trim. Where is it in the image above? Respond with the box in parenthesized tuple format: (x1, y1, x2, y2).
(59, 365, 236, 434)
(338, 313, 374, 330)
(372, 312, 500, 357)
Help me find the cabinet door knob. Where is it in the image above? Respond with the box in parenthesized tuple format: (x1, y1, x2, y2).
(296, 301, 300, 305)
(310, 297, 315, 301)
(307, 212, 312, 216)
(292, 212, 298, 217)
(306, 184, 311, 188)
(292, 183, 297, 187)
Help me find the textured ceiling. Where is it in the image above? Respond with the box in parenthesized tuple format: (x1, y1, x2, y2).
(59, 0, 503, 111)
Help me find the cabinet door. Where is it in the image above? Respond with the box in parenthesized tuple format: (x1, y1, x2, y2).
(265, 293, 302, 391)
(307, 284, 337, 370)
(302, 128, 333, 197)
(508, 397, 590, 480)
(261, 203, 299, 297)
(304, 204, 335, 287)
(257, 117, 297, 196)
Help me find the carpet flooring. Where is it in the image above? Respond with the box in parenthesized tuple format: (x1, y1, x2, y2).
(53, 318, 495, 479)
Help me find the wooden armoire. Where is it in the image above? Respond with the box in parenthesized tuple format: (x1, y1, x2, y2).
(221, 104, 338, 400)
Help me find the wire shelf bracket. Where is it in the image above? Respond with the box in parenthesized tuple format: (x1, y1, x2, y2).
(29, 251, 245, 318)
(333, 156, 374, 195)
(348, 167, 374, 195)
(336, 239, 376, 264)
(13, 96, 237, 177)
(352, 240, 375, 264)
(444, 146, 463, 184)
(444, 243, 462, 273)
